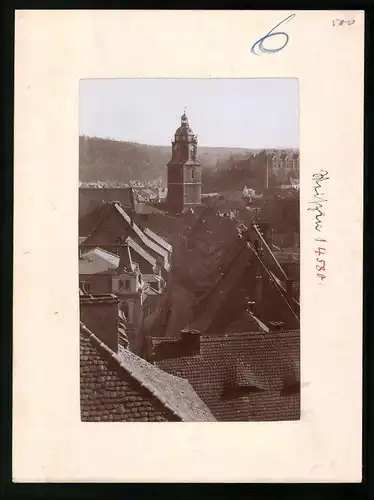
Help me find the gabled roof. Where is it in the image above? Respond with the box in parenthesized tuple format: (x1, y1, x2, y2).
(80, 202, 171, 272)
(79, 239, 159, 277)
(188, 244, 252, 334)
(79, 247, 119, 275)
(150, 330, 300, 421)
(114, 204, 170, 271)
(188, 233, 299, 335)
(80, 323, 216, 422)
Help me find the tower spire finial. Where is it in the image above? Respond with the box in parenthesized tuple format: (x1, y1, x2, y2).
(181, 107, 188, 126)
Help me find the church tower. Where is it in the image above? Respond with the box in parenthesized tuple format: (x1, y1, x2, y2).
(167, 110, 202, 212)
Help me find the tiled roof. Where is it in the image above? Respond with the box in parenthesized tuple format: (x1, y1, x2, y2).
(80, 323, 216, 422)
(151, 330, 300, 421)
(226, 310, 269, 334)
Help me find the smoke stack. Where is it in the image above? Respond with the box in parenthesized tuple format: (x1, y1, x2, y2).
(180, 328, 201, 355)
(80, 294, 120, 353)
(269, 321, 285, 332)
(247, 301, 256, 314)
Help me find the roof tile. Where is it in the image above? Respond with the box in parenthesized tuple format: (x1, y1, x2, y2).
(80, 324, 216, 422)
(152, 330, 300, 421)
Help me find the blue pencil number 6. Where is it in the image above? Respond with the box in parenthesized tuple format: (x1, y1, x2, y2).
(251, 14, 296, 55)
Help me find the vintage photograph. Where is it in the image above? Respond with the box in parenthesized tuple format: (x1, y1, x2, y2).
(79, 78, 300, 422)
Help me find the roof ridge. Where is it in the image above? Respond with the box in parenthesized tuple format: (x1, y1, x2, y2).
(201, 330, 300, 340)
(80, 322, 205, 422)
(114, 350, 199, 420)
(247, 242, 300, 322)
(150, 329, 300, 342)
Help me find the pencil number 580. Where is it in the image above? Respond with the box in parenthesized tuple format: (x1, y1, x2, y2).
(332, 19, 355, 27)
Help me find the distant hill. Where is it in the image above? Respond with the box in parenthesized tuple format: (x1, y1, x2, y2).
(79, 136, 260, 184)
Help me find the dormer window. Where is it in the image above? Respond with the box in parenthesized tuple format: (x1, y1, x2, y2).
(221, 384, 266, 400)
(221, 363, 270, 400)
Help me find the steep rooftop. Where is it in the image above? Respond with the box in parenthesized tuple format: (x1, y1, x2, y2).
(149, 329, 300, 422)
(80, 323, 216, 422)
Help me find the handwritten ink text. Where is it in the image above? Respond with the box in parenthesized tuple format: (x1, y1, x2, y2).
(307, 170, 329, 232)
(332, 19, 355, 27)
(314, 238, 327, 283)
(308, 170, 329, 283)
(251, 14, 296, 56)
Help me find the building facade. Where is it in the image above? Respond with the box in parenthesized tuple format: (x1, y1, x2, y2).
(167, 111, 202, 212)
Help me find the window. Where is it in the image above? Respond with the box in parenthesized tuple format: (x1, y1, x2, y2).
(119, 279, 131, 292)
(191, 169, 195, 181)
(121, 303, 129, 320)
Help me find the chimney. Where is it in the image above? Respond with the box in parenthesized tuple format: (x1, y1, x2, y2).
(269, 320, 285, 332)
(80, 294, 120, 353)
(247, 301, 256, 314)
(180, 328, 201, 355)
(118, 242, 134, 273)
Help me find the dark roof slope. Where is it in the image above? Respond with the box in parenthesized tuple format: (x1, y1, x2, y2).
(80, 324, 216, 422)
(79, 202, 113, 238)
(79, 187, 134, 219)
(151, 330, 300, 422)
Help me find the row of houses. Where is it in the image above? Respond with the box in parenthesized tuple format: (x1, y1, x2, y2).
(79, 192, 301, 422)
(79, 201, 173, 352)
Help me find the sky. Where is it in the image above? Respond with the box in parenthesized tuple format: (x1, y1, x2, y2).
(80, 78, 299, 149)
